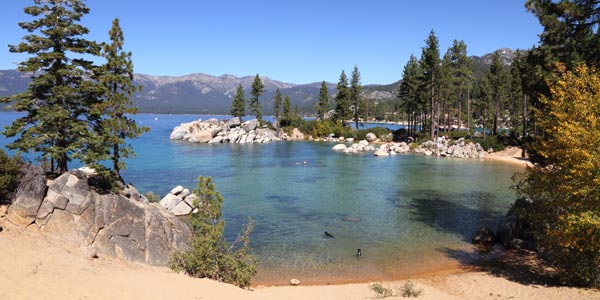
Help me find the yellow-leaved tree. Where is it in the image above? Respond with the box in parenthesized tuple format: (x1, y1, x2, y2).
(519, 63, 600, 287)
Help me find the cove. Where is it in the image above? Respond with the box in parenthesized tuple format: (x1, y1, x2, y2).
(0, 113, 520, 284)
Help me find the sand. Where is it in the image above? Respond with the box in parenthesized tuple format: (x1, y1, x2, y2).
(2, 148, 597, 300)
(1, 214, 598, 300)
(485, 146, 533, 168)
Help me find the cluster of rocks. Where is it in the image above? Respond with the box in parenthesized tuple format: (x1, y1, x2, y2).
(414, 137, 489, 158)
(170, 117, 292, 144)
(7, 165, 192, 265)
(472, 197, 536, 251)
(158, 185, 197, 216)
(331, 140, 411, 156)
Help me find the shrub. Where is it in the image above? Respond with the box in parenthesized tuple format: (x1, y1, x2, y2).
(369, 283, 394, 298)
(400, 281, 423, 297)
(169, 176, 257, 288)
(0, 149, 24, 204)
(144, 191, 160, 203)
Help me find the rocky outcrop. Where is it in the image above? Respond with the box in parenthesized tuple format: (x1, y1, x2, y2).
(159, 185, 198, 216)
(331, 141, 411, 156)
(7, 169, 192, 266)
(472, 226, 496, 246)
(496, 197, 536, 250)
(170, 118, 293, 144)
(415, 137, 489, 158)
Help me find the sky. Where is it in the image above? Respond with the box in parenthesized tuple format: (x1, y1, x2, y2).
(0, 1, 543, 85)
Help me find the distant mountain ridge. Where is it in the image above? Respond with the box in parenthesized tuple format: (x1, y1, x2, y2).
(0, 49, 517, 114)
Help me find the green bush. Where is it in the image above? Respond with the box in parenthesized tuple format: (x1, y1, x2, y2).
(369, 283, 394, 298)
(472, 136, 507, 152)
(400, 281, 423, 297)
(169, 176, 257, 288)
(0, 149, 24, 204)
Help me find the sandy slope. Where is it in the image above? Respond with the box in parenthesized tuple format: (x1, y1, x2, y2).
(485, 146, 533, 168)
(1, 214, 597, 300)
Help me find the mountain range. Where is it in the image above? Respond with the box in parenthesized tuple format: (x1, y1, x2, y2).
(0, 49, 517, 114)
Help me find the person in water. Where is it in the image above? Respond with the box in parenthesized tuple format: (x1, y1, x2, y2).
(324, 231, 334, 238)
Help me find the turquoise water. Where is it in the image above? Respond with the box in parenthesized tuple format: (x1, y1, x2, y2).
(1, 112, 519, 284)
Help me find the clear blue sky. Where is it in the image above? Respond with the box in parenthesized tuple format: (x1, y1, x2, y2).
(0, 0, 542, 85)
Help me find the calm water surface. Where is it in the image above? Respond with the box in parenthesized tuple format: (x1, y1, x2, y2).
(1, 112, 520, 284)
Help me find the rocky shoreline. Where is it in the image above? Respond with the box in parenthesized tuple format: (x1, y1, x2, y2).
(169, 117, 299, 144)
(332, 136, 490, 158)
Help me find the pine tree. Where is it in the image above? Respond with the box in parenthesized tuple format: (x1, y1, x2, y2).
(420, 30, 441, 140)
(397, 54, 422, 136)
(317, 81, 330, 120)
(281, 95, 292, 126)
(488, 51, 509, 135)
(249, 74, 265, 121)
(273, 88, 282, 122)
(350, 65, 362, 129)
(1, 0, 104, 174)
(169, 176, 257, 288)
(94, 18, 149, 181)
(448, 40, 472, 132)
(334, 70, 350, 124)
(230, 85, 246, 120)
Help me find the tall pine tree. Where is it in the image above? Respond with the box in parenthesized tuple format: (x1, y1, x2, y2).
(350, 65, 362, 129)
(1, 0, 104, 174)
(249, 74, 265, 121)
(334, 70, 350, 125)
(317, 81, 330, 120)
(273, 88, 282, 123)
(94, 18, 149, 181)
(420, 30, 441, 140)
(230, 84, 246, 120)
(397, 54, 421, 136)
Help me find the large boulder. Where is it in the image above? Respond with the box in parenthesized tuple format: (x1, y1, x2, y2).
(9, 171, 193, 266)
(242, 119, 259, 131)
(365, 132, 377, 142)
(7, 164, 47, 226)
(226, 117, 241, 128)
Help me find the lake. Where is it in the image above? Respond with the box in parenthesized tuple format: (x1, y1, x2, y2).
(0, 112, 520, 284)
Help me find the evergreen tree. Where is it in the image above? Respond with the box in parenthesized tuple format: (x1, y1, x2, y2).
(281, 95, 292, 126)
(230, 85, 246, 120)
(94, 18, 149, 181)
(169, 176, 257, 288)
(448, 40, 472, 132)
(350, 65, 362, 129)
(317, 81, 330, 120)
(397, 54, 422, 136)
(249, 74, 265, 121)
(488, 51, 509, 135)
(420, 30, 441, 140)
(1, 0, 104, 174)
(273, 87, 282, 122)
(334, 70, 350, 124)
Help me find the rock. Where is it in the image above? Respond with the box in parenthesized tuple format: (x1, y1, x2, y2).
(290, 128, 305, 140)
(242, 119, 259, 131)
(170, 185, 185, 195)
(171, 200, 193, 216)
(208, 136, 224, 144)
(121, 184, 149, 204)
(472, 226, 496, 246)
(496, 197, 535, 250)
(226, 117, 241, 128)
(77, 166, 98, 177)
(9, 172, 193, 266)
(8, 164, 47, 226)
(365, 132, 377, 142)
(345, 138, 354, 142)
(169, 123, 192, 140)
(374, 148, 390, 156)
(332, 144, 347, 151)
(290, 278, 300, 286)
(179, 188, 191, 198)
(205, 118, 220, 126)
(159, 193, 183, 211)
(190, 130, 213, 143)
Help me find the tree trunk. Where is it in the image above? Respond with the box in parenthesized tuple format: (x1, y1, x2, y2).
(430, 76, 436, 140)
(467, 86, 471, 134)
(522, 94, 528, 158)
(458, 92, 462, 133)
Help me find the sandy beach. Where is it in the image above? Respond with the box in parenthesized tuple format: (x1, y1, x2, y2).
(1, 149, 597, 300)
(1, 217, 597, 300)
